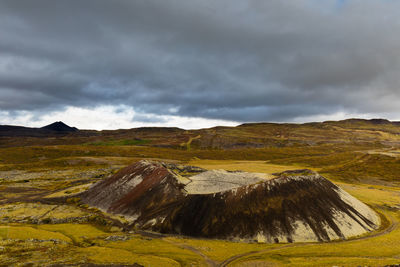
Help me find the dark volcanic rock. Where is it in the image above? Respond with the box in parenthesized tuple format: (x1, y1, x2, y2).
(81, 160, 380, 243)
(42, 121, 78, 132)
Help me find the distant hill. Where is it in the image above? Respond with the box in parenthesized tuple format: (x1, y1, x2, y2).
(42, 121, 78, 132)
(0, 125, 41, 137)
(0, 121, 78, 137)
(1, 118, 400, 147)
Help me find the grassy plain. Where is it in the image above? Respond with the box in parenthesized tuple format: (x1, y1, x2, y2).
(1, 120, 400, 266)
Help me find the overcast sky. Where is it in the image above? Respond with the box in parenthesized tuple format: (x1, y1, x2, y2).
(1, 0, 400, 130)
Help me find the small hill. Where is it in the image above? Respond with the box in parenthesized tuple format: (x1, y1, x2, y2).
(81, 160, 380, 243)
(0, 121, 77, 137)
(41, 121, 78, 132)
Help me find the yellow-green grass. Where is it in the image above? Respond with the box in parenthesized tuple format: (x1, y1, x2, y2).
(0, 167, 111, 195)
(44, 205, 88, 219)
(1, 223, 204, 266)
(101, 212, 132, 224)
(79, 246, 179, 266)
(324, 154, 400, 183)
(1, 143, 393, 185)
(0, 225, 71, 242)
(337, 182, 400, 207)
(38, 223, 109, 244)
(0, 238, 84, 266)
(45, 183, 93, 198)
(268, 150, 400, 184)
(0, 203, 56, 221)
(102, 235, 205, 266)
(86, 139, 150, 146)
(165, 236, 279, 262)
(0, 143, 378, 167)
(0, 203, 88, 222)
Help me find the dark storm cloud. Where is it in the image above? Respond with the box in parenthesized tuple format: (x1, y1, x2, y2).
(1, 0, 400, 122)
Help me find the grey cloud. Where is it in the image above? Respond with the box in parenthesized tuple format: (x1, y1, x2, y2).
(133, 113, 168, 124)
(1, 0, 400, 123)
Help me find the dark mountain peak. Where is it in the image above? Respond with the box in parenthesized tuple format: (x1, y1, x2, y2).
(42, 121, 78, 132)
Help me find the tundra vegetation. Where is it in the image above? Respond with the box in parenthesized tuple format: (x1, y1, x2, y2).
(0, 119, 400, 266)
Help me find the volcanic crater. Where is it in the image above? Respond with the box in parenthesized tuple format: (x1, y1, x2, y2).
(81, 160, 380, 243)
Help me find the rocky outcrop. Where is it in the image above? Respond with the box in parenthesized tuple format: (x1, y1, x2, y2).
(81, 160, 380, 243)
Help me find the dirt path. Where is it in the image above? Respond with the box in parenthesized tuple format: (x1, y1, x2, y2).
(219, 211, 398, 266)
(353, 213, 397, 241)
(219, 244, 294, 267)
(183, 135, 201, 151)
(136, 230, 218, 266)
(358, 146, 400, 158)
(164, 238, 218, 267)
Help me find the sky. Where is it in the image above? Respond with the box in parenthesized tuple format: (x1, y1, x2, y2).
(1, 0, 400, 130)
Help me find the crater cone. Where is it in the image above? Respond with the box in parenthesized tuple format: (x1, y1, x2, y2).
(81, 160, 380, 243)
